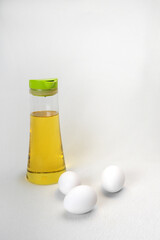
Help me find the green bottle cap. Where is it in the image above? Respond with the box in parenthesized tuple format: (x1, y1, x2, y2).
(29, 78, 58, 90)
(29, 79, 58, 96)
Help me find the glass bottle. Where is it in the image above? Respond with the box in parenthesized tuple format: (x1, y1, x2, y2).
(26, 79, 66, 185)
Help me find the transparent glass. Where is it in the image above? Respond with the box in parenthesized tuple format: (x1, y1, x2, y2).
(26, 89, 66, 185)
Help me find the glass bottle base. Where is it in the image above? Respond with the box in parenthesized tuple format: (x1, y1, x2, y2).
(26, 169, 66, 185)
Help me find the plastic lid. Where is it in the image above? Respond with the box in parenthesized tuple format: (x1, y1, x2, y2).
(29, 79, 58, 90)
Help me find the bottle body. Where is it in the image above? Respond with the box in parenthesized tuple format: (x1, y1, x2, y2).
(26, 79, 66, 184)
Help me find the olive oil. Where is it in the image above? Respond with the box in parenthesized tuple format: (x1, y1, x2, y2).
(26, 110, 66, 184)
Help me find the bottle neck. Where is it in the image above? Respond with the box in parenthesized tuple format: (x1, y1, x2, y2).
(30, 92, 59, 114)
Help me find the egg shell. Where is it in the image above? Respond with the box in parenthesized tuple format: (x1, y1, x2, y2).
(58, 171, 81, 195)
(102, 165, 125, 193)
(64, 185, 97, 214)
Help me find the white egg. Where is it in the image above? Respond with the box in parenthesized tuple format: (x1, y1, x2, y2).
(102, 165, 125, 193)
(64, 185, 97, 214)
(58, 171, 81, 195)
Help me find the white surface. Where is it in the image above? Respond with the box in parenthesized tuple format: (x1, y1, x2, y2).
(1, 0, 160, 239)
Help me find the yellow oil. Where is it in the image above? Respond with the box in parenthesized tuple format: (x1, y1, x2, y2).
(26, 110, 66, 185)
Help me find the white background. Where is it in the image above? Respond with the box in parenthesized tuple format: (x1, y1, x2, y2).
(1, 0, 160, 239)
